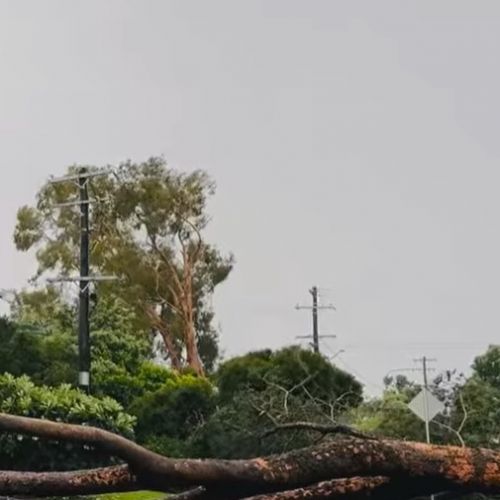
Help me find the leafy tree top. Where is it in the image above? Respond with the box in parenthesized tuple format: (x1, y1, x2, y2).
(215, 346, 363, 407)
(14, 158, 234, 374)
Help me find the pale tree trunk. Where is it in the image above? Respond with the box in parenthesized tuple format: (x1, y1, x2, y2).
(184, 321, 204, 376)
(158, 327, 183, 371)
(177, 249, 205, 376)
(145, 305, 183, 371)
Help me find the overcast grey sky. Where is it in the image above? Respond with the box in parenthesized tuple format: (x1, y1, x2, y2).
(1, 1, 499, 394)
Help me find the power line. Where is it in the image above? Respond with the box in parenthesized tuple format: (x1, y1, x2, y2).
(334, 341, 490, 352)
(333, 356, 386, 393)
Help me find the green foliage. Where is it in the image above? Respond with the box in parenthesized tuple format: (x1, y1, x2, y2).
(473, 345, 500, 387)
(0, 373, 135, 471)
(435, 347, 500, 449)
(350, 373, 466, 446)
(351, 387, 425, 442)
(130, 374, 215, 457)
(0, 316, 77, 386)
(453, 375, 500, 449)
(88, 295, 171, 407)
(11, 287, 75, 333)
(90, 294, 150, 354)
(191, 347, 363, 459)
(0, 317, 43, 378)
(93, 361, 173, 409)
(2, 290, 159, 402)
(194, 386, 341, 459)
(194, 310, 220, 373)
(13, 206, 43, 251)
(216, 346, 363, 406)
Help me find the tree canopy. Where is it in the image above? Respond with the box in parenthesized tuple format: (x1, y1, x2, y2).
(14, 158, 233, 375)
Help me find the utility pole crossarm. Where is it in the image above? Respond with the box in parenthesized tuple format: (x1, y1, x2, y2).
(49, 169, 110, 185)
(295, 305, 337, 310)
(53, 199, 109, 209)
(48, 276, 119, 283)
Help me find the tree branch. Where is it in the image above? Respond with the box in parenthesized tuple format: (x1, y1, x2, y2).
(0, 465, 137, 497)
(0, 413, 177, 480)
(241, 476, 390, 500)
(260, 422, 374, 441)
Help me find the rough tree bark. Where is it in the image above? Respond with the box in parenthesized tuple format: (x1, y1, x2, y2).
(0, 412, 499, 499)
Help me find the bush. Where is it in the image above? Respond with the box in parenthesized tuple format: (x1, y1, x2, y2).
(194, 347, 363, 459)
(130, 374, 216, 457)
(0, 373, 135, 471)
(93, 361, 175, 409)
(216, 346, 363, 407)
(193, 388, 326, 459)
(452, 376, 500, 449)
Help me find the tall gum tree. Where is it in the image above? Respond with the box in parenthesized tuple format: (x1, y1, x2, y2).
(14, 158, 233, 376)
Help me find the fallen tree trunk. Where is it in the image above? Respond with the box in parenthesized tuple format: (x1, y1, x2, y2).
(0, 413, 499, 498)
(0, 466, 137, 497)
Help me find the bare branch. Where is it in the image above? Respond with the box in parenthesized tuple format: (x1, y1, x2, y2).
(457, 392, 468, 437)
(262, 372, 317, 416)
(432, 392, 468, 448)
(432, 420, 465, 448)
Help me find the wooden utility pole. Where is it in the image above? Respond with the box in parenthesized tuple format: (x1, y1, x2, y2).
(295, 286, 336, 354)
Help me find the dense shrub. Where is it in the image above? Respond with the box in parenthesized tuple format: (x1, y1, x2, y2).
(130, 374, 216, 457)
(0, 373, 135, 471)
(189, 347, 364, 459)
(93, 361, 174, 408)
(216, 346, 363, 406)
(193, 388, 330, 459)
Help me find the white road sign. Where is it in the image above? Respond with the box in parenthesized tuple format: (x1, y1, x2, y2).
(408, 388, 444, 422)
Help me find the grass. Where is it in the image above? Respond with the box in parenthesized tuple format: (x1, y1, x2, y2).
(96, 492, 164, 500)
(46, 493, 165, 500)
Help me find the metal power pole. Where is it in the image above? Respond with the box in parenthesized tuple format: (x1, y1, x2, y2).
(295, 286, 336, 354)
(78, 169, 91, 392)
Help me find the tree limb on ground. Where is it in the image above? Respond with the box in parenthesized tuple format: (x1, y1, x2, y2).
(260, 421, 375, 441)
(241, 477, 391, 499)
(1, 412, 500, 498)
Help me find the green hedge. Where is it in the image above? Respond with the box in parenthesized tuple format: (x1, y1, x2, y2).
(0, 373, 135, 471)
